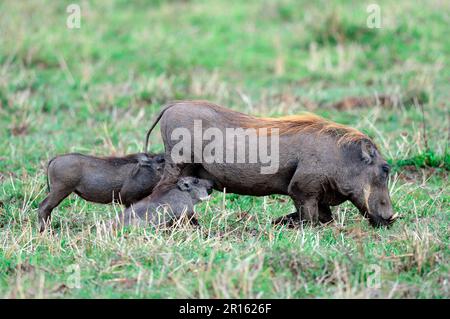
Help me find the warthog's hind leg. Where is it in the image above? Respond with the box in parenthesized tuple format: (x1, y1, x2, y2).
(38, 186, 72, 232)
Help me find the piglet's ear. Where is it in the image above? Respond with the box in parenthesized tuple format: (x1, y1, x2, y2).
(155, 155, 165, 164)
(177, 180, 191, 191)
(361, 139, 376, 165)
(130, 164, 141, 177)
(138, 155, 152, 167)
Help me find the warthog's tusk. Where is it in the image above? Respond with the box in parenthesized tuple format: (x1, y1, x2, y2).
(390, 213, 399, 220)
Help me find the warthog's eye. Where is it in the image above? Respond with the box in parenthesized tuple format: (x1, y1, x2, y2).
(381, 164, 390, 177)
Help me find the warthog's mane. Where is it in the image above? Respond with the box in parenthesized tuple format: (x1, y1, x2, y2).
(180, 100, 369, 146)
(69, 153, 155, 165)
(101, 154, 146, 165)
(242, 113, 368, 146)
(102, 155, 140, 165)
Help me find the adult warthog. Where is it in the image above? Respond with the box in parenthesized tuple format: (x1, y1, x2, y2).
(144, 100, 397, 227)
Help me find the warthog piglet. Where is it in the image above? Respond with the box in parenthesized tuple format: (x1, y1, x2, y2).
(38, 152, 165, 231)
(119, 177, 213, 227)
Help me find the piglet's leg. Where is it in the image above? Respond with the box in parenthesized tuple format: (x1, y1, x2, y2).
(189, 216, 199, 226)
(119, 180, 143, 207)
(38, 186, 72, 232)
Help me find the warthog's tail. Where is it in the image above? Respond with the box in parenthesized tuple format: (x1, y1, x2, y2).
(144, 102, 177, 153)
(46, 157, 57, 192)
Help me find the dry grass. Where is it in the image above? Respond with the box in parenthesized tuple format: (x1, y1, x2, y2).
(0, 0, 448, 298)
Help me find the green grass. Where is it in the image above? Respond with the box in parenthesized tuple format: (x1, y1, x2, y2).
(0, 0, 448, 298)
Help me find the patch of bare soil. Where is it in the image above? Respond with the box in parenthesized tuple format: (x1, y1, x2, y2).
(269, 92, 319, 110)
(16, 261, 35, 273)
(330, 95, 399, 110)
(10, 123, 29, 136)
(329, 90, 428, 111)
(0, 171, 17, 182)
(397, 165, 447, 183)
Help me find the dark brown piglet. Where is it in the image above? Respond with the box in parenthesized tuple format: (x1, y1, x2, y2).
(38, 152, 165, 232)
(119, 177, 213, 228)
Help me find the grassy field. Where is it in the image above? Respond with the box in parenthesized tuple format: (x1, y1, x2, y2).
(0, 0, 449, 298)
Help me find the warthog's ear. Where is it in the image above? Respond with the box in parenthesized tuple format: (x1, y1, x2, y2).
(130, 164, 141, 177)
(137, 154, 152, 167)
(154, 155, 165, 164)
(177, 179, 191, 191)
(360, 139, 377, 164)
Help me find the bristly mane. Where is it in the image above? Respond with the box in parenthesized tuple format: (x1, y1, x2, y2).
(69, 153, 155, 165)
(241, 113, 368, 146)
(176, 100, 369, 146)
(101, 153, 145, 165)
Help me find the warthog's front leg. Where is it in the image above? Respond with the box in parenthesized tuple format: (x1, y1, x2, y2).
(318, 203, 333, 224)
(272, 211, 301, 227)
(273, 202, 331, 226)
(299, 199, 319, 224)
(275, 167, 320, 226)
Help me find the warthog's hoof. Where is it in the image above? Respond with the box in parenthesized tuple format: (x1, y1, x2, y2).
(272, 212, 302, 228)
(189, 216, 200, 226)
(273, 212, 333, 227)
(318, 213, 334, 224)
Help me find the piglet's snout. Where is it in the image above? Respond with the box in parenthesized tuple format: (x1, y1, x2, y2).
(199, 195, 211, 201)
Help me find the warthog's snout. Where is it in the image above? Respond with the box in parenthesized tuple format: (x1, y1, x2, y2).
(368, 212, 399, 227)
(197, 180, 213, 201)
